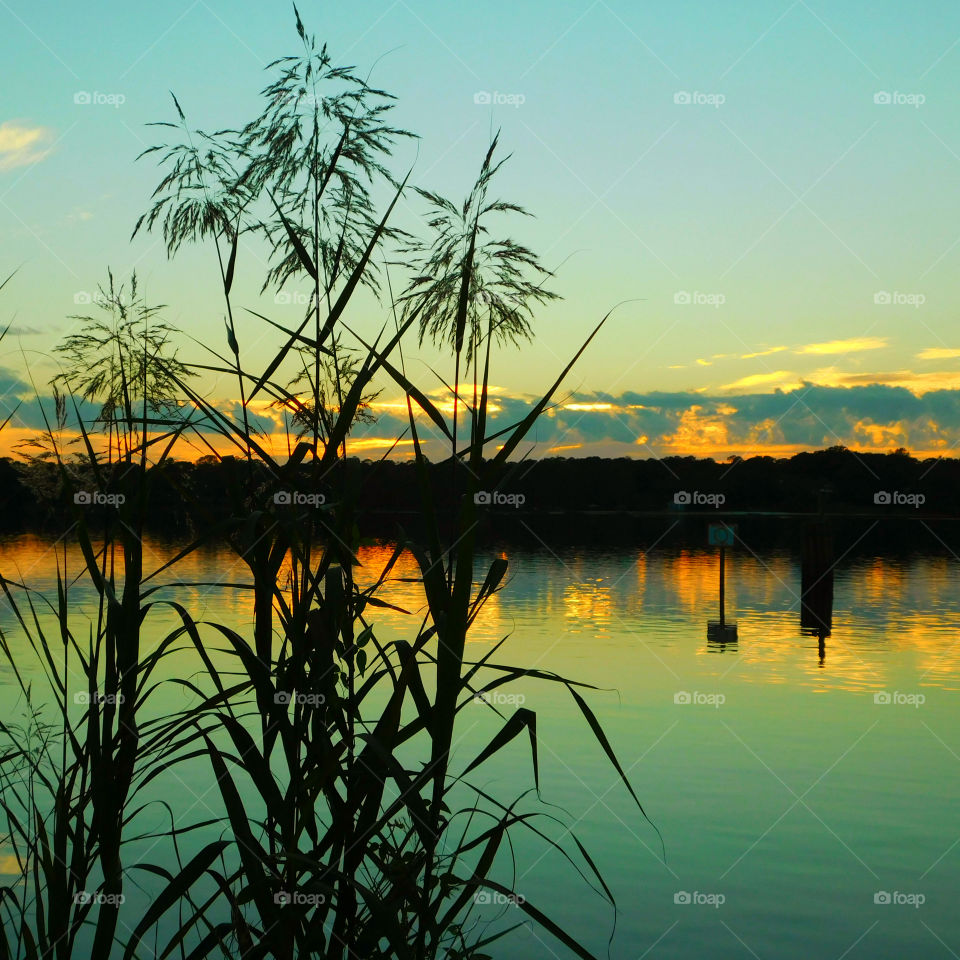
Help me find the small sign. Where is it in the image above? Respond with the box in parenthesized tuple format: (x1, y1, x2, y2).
(708, 523, 737, 547)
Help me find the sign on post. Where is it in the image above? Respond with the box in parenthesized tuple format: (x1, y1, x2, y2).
(708, 523, 737, 547)
(707, 522, 738, 642)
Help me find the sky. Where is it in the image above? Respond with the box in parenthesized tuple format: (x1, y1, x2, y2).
(2, 0, 960, 459)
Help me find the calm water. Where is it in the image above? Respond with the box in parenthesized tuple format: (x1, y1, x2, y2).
(1, 533, 959, 958)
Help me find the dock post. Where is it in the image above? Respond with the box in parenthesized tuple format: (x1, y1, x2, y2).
(719, 545, 725, 626)
(707, 524, 737, 644)
(800, 521, 833, 636)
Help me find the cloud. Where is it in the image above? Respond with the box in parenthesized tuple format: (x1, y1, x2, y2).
(14, 376, 960, 461)
(917, 348, 960, 360)
(2, 324, 44, 336)
(721, 370, 803, 391)
(471, 383, 960, 457)
(563, 402, 614, 412)
(518, 383, 956, 458)
(0, 122, 54, 171)
(0, 369, 34, 403)
(795, 337, 887, 355)
(741, 346, 788, 359)
(807, 368, 960, 395)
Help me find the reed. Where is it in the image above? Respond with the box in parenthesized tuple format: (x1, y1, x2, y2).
(0, 12, 659, 958)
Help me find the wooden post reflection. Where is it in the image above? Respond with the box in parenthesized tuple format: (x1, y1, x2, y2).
(801, 520, 833, 662)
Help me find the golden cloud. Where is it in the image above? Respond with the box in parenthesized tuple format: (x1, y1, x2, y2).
(741, 346, 788, 359)
(721, 370, 803, 391)
(0, 122, 54, 171)
(916, 348, 960, 360)
(812, 369, 960, 395)
(796, 337, 887, 355)
(853, 420, 906, 447)
(660, 405, 731, 453)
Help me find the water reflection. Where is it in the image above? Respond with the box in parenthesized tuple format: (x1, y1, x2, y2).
(3, 533, 957, 960)
(800, 521, 833, 638)
(1, 534, 959, 693)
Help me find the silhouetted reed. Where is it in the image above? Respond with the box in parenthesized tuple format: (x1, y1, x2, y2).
(0, 13, 657, 958)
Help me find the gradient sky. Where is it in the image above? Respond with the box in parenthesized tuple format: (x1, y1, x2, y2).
(3, 0, 960, 458)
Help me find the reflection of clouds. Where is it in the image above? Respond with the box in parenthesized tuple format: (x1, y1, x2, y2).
(652, 549, 718, 615)
(719, 615, 887, 693)
(3, 535, 960, 694)
(348, 543, 506, 646)
(850, 558, 909, 606)
(561, 579, 613, 635)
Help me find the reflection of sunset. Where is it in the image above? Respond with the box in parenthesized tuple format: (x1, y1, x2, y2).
(653, 550, 719, 615)
(561, 579, 613, 633)
(3, 535, 960, 693)
(351, 543, 504, 643)
(634, 551, 647, 605)
(854, 558, 909, 604)
(0, 537, 517, 654)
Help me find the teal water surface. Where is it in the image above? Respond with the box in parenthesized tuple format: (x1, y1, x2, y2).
(1, 535, 958, 959)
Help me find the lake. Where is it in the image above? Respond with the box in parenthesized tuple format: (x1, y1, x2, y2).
(1, 532, 958, 959)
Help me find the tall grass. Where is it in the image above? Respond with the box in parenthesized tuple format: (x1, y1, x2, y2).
(0, 12, 659, 959)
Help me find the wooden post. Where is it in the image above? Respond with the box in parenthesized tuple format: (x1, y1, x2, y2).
(800, 521, 833, 636)
(707, 523, 737, 643)
(719, 545, 725, 627)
